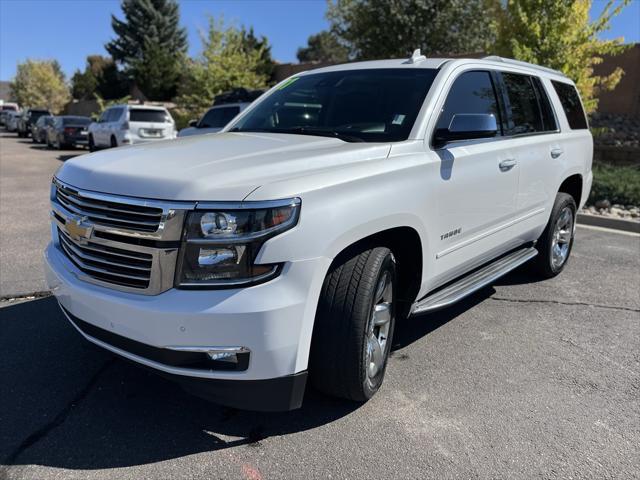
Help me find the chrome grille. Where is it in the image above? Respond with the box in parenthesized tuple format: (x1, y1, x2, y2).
(58, 228, 152, 289)
(55, 181, 163, 233)
(51, 178, 194, 295)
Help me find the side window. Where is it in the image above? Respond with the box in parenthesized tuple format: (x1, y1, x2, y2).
(435, 71, 501, 133)
(501, 73, 544, 135)
(551, 81, 588, 129)
(221, 106, 240, 125)
(109, 108, 122, 122)
(531, 78, 557, 131)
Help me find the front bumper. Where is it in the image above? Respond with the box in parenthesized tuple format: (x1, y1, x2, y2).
(44, 242, 329, 411)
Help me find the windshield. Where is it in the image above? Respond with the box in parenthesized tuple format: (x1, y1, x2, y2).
(230, 68, 438, 142)
(200, 106, 240, 128)
(129, 109, 171, 123)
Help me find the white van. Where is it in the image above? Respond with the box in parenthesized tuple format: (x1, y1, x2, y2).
(88, 104, 176, 150)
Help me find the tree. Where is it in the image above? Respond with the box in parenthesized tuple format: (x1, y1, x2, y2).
(105, 0, 188, 100)
(241, 27, 275, 79)
(10, 60, 70, 112)
(297, 30, 350, 63)
(175, 18, 269, 117)
(327, 0, 497, 60)
(71, 55, 128, 100)
(495, 0, 630, 113)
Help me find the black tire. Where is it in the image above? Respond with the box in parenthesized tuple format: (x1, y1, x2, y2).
(110, 136, 117, 148)
(310, 246, 397, 402)
(532, 192, 577, 278)
(88, 135, 96, 152)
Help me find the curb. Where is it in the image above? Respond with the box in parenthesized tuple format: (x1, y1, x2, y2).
(577, 213, 640, 234)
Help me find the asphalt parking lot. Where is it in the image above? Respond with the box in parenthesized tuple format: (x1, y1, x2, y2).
(1, 132, 639, 479)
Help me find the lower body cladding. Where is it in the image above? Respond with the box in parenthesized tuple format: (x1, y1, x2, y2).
(44, 242, 330, 411)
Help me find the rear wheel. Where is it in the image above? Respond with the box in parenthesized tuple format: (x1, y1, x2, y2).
(533, 192, 576, 278)
(310, 247, 396, 402)
(110, 136, 117, 148)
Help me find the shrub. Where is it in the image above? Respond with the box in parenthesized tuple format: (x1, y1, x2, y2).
(588, 163, 640, 206)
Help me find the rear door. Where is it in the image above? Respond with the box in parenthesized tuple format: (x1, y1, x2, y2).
(496, 72, 561, 222)
(429, 69, 520, 281)
(94, 109, 111, 146)
(129, 108, 172, 140)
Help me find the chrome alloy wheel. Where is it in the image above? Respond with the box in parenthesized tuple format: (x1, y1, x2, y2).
(551, 206, 574, 270)
(365, 271, 393, 384)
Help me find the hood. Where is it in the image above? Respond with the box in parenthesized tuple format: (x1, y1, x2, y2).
(56, 132, 391, 201)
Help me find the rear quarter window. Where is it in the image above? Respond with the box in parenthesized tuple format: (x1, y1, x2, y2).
(551, 81, 588, 129)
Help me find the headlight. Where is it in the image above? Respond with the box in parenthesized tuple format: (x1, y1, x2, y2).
(175, 198, 301, 288)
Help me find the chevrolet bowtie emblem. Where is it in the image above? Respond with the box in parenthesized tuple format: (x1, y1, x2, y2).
(64, 215, 93, 242)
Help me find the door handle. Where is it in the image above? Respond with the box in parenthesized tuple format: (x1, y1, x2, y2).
(550, 148, 563, 158)
(499, 159, 517, 172)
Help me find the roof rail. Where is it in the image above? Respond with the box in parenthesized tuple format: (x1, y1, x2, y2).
(482, 56, 567, 77)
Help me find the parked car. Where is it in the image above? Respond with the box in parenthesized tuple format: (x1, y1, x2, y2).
(31, 115, 55, 143)
(45, 52, 592, 412)
(178, 103, 249, 138)
(0, 103, 20, 126)
(88, 104, 176, 151)
(5, 111, 21, 132)
(17, 108, 51, 137)
(46, 116, 92, 149)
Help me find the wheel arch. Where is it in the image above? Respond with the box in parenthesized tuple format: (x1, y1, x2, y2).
(558, 173, 583, 208)
(323, 225, 424, 318)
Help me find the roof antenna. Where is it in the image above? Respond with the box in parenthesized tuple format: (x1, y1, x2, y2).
(406, 48, 427, 64)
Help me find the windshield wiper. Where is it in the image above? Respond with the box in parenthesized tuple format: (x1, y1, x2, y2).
(229, 127, 364, 143)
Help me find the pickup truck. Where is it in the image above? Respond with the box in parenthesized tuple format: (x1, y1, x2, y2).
(45, 52, 592, 411)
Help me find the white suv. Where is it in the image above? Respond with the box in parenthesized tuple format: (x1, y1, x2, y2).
(45, 53, 592, 411)
(88, 104, 176, 150)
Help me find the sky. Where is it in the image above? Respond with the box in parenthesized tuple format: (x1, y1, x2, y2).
(0, 0, 639, 81)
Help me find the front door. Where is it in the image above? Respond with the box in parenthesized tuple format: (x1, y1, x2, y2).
(427, 70, 520, 284)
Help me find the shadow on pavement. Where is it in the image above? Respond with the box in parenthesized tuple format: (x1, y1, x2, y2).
(0, 272, 500, 471)
(57, 154, 83, 162)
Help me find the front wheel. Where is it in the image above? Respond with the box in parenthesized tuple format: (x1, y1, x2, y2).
(88, 135, 96, 152)
(533, 192, 576, 278)
(310, 247, 396, 402)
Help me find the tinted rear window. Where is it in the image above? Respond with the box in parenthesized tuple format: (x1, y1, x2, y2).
(200, 107, 240, 128)
(551, 81, 588, 129)
(63, 117, 91, 125)
(129, 109, 170, 123)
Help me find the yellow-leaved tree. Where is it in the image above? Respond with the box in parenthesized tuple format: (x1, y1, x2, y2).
(175, 17, 269, 122)
(11, 59, 70, 113)
(495, 0, 631, 113)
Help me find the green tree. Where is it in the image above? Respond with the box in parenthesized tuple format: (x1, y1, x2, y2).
(297, 30, 350, 63)
(241, 27, 275, 79)
(71, 55, 128, 100)
(105, 0, 188, 100)
(10, 59, 70, 112)
(175, 18, 269, 117)
(495, 0, 630, 113)
(327, 0, 497, 60)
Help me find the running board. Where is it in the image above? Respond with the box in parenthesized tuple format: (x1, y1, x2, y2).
(410, 247, 538, 316)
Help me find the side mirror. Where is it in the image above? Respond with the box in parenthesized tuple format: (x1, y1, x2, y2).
(189, 119, 198, 128)
(434, 113, 497, 147)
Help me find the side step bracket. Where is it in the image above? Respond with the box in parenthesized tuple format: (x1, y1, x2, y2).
(410, 247, 538, 316)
